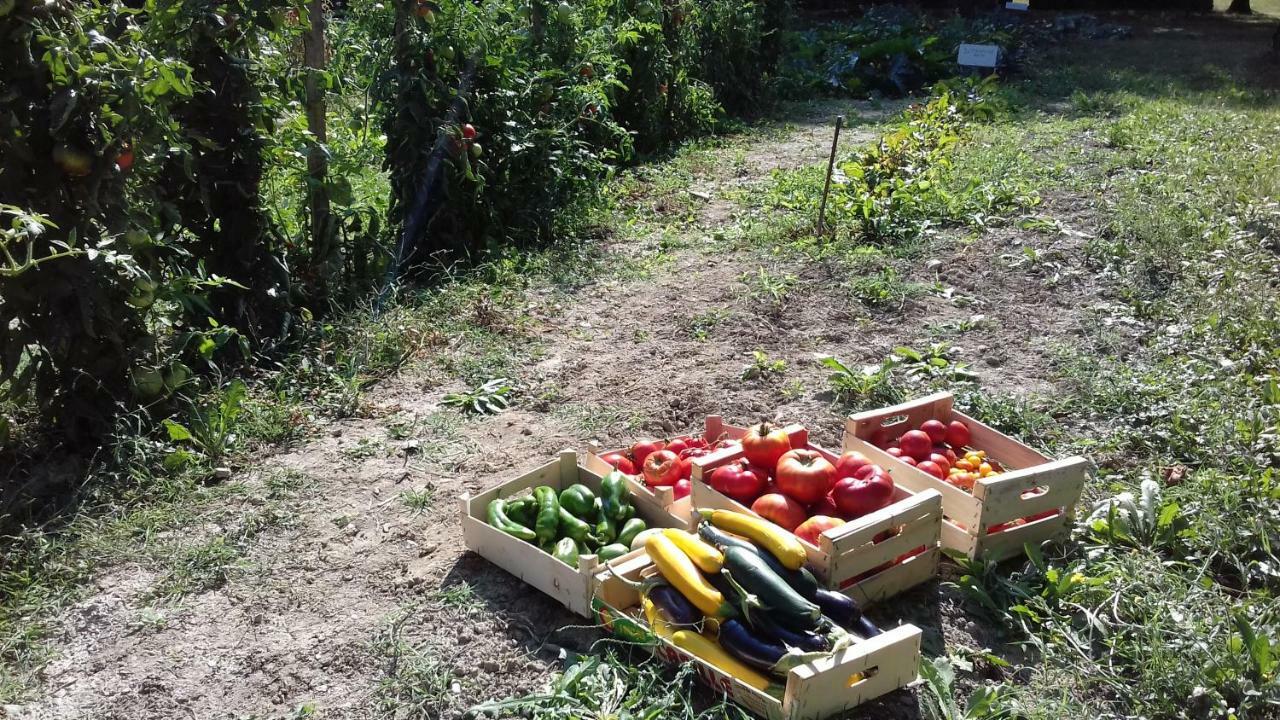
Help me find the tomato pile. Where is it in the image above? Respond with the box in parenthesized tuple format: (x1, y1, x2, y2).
(600, 434, 726, 501)
(710, 423, 901, 546)
(870, 418, 1002, 492)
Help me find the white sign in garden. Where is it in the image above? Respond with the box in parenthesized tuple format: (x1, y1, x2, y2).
(957, 43, 1001, 68)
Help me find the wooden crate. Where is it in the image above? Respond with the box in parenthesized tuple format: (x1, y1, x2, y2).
(592, 553, 922, 720)
(460, 450, 688, 618)
(844, 391, 1090, 562)
(583, 415, 756, 531)
(689, 425, 942, 605)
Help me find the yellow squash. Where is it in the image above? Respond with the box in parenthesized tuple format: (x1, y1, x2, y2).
(671, 630, 772, 691)
(699, 509, 807, 570)
(645, 534, 732, 618)
(660, 528, 724, 574)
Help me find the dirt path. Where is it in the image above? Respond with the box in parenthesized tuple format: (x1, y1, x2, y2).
(11, 100, 1100, 720)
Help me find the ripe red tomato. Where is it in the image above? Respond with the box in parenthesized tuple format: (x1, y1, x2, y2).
(579, 63, 594, 78)
(885, 447, 905, 458)
(708, 459, 767, 504)
(899, 455, 918, 467)
(916, 460, 946, 480)
(601, 451, 636, 475)
(934, 445, 958, 465)
(834, 450, 871, 479)
(810, 494, 839, 517)
(852, 463, 885, 481)
(712, 438, 740, 451)
(921, 419, 948, 445)
(664, 436, 692, 456)
(686, 436, 709, 450)
(642, 449, 681, 487)
(630, 439, 665, 466)
(868, 427, 891, 449)
(775, 449, 836, 505)
(946, 421, 971, 449)
(927, 453, 952, 473)
(462, 123, 477, 140)
(677, 447, 709, 480)
(750, 493, 808, 532)
(742, 421, 792, 472)
(672, 478, 691, 500)
(115, 144, 134, 172)
(832, 473, 895, 519)
(899, 430, 933, 462)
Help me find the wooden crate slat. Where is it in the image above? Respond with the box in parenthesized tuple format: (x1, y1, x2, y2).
(782, 625, 921, 720)
(954, 409, 1051, 470)
(824, 501, 941, 582)
(940, 518, 979, 558)
(974, 512, 1073, 563)
(972, 457, 1089, 530)
(844, 546, 941, 607)
(846, 391, 953, 442)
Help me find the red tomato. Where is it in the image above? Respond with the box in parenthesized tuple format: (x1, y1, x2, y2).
(775, 449, 836, 505)
(934, 445, 958, 465)
(916, 460, 946, 480)
(852, 463, 884, 480)
(899, 455, 918, 467)
(927, 453, 952, 473)
(921, 419, 948, 445)
(631, 439, 666, 466)
(686, 436, 709, 450)
(664, 436, 692, 456)
(810, 494, 839, 517)
(642, 449, 680, 487)
(886, 447, 905, 458)
(600, 451, 636, 475)
(708, 459, 767, 504)
(946, 421, 971, 449)
(899, 430, 933, 462)
(834, 450, 871, 479)
(677, 447, 709, 480)
(742, 422, 792, 472)
(794, 515, 844, 546)
(672, 478, 691, 500)
(462, 123, 477, 139)
(868, 427, 891, 449)
(832, 473, 895, 518)
(115, 144, 134, 172)
(750, 493, 808, 532)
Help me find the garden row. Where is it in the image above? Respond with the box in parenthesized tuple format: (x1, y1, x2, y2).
(460, 391, 1088, 719)
(0, 0, 786, 454)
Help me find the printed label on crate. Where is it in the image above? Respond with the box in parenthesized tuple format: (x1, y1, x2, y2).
(957, 44, 1000, 68)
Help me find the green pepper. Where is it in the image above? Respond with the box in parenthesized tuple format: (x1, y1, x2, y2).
(533, 486, 560, 545)
(559, 484, 597, 518)
(596, 543, 629, 562)
(620, 502, 635, 521)
(551, 537, 580, 568)
(600, 470, 630, 521)
(487, 499, 537, 541)
(505, 498, 536, 528)
(596, 514, 618, 544)
(617, 518, 647, 548)
(558, 507, 598, 545)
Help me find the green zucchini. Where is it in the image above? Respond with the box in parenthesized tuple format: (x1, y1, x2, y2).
(721, 546, 821, 630)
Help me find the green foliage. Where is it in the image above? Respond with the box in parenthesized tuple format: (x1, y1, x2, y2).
(918, 655, 1014, 720)
(741, 351, 786, 382)
(778, 8, 1019, 98)
(441, 377, 517, 415)
(161, 380, 248, 465)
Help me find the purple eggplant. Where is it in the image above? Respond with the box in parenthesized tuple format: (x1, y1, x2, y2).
(747, 609, 830, 652)
(853, 615, 883, 638)
(649, 584, 701, 627)
(814, 588, 861, 628)
(718, 619, 789, 675)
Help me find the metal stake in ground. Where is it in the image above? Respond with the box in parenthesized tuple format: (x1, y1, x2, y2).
(818, 115, 844, 235)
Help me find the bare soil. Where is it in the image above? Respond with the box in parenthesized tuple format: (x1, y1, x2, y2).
(7, 99, 1100, 720)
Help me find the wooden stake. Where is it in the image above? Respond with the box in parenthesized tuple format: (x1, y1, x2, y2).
(818, 115, 844, 235)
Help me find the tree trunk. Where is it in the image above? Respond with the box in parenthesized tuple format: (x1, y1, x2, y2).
(303, 0, 337, 305)
(1227, 0, 1251, 13)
